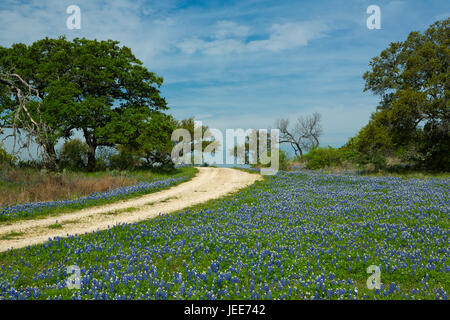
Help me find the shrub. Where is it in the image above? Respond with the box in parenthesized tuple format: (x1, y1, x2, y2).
(0, 143, 15, 167)
(109, 149, 142, 170)
(302, 147, 343, 170)
(278, 149, 289, 171)
(257, 149, 289, 171)
(59, 139, 88, 170)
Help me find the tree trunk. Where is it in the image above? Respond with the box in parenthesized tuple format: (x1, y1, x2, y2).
(87, 144, 97, 172)
(312, 136, 319, 149)
(292, 142, 303, 157)
(83, 130, 97, 172)
(43, 143, 58, 170)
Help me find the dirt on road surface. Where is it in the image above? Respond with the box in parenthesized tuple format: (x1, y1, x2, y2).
(0, 167, 262, 252)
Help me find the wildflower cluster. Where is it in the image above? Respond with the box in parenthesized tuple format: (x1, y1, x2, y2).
(0, 171, 448, 300)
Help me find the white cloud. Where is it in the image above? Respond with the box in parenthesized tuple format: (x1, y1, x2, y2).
(0, 0, 181, 62)
(177, 38, 208, 55)
(177, 20, 328, 55)
(3, 0, 441, 151)
(214, 20, 250, 39)
(203, 39, 246, 55)
(248, 21, 328, 52)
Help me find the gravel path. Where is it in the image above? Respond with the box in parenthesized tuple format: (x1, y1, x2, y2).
(0, 167, 261, 252)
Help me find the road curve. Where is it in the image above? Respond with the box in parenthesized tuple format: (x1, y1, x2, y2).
(0, 167, 262, 252)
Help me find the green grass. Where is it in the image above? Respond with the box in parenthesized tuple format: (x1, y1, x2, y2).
(159, 196, 179, 203)
(47, 223, 64, 229)
(0, 231, 25, 240)
(102, 207, 140, 216)
(231, 167, 261, 175)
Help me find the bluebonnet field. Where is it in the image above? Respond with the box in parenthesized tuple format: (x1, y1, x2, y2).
(0, 177, 188, 221)
(0, 171, 448, 300)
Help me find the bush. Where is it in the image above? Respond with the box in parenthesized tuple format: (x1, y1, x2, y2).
(301, 142, 389, 172)
(143, 150, 175, 171)
(257, 149, 289, 172)
(17, 159, 46, 170)
(109, 149, 142, 170)
(94, 157, 108, 171)
(0, 144, 15, 166)
(302, 147, 343, 170)
(59, 139, 88, 171)
(278, 149, 289, 171)
(358, 152, 388, 171)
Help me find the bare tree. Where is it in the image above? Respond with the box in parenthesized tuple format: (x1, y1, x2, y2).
(0, 69, 58, 168)
(275, 112, 322, 157)
(229, 129, 271, 165)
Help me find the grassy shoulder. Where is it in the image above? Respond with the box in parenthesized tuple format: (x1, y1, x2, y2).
(0, 166, 198, 224)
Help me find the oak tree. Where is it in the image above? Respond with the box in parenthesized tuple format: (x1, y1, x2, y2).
(362, 18, 449, 169)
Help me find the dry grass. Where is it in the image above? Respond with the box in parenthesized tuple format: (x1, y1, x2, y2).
(0, 168, 137, 206)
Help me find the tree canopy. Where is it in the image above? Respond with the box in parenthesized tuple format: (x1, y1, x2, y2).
(0, 37, 168, 170)
(357, 18, 449, 170)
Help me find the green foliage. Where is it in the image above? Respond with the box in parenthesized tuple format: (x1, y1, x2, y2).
(104, 112, 177, 171)
(360, 18, 449, 170)
(0, 37, 168, 171)
(277, 149, 289, 171)
(347, 115, 391, 170)
(302, 147, 344, 170)
(59, 139, 88, 171)
(172, 117, 203, 138)
(94, 147, 114, 171)
(0, 39, 82, 167)
(135, 112, 176, 170)
(173, 117, 215, 154)
(0, 143, 14, 166)
(108, 147, 142, 171)
(257, 149, 289, 171)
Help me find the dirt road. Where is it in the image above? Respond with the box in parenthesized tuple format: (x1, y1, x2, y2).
(0, 167, 262, 252)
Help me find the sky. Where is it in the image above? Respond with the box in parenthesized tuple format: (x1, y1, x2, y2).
(0, 0, 449, 157)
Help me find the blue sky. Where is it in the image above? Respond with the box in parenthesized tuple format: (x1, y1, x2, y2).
(0, 0, 449, 155)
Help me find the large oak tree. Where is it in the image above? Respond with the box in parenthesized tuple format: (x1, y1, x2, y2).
(360, 18, 449, 169)
(0, 37, 168, 170)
